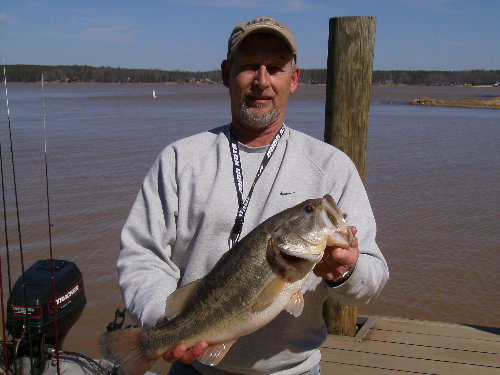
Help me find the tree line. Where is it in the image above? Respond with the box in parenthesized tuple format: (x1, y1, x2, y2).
(4, 65, 499, 86)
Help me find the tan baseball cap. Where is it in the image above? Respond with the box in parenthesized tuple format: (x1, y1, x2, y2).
(227, 16, 297, 61)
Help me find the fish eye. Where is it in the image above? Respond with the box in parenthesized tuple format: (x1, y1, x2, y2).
(303, 205, 314, 213)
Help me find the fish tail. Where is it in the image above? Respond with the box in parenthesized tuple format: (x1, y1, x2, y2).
(99, 327, 158, 375)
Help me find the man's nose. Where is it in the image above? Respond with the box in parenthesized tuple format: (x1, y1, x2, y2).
(254, 65, 270, 88)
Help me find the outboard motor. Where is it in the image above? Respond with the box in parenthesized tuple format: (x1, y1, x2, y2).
(5, 259, 86, 374)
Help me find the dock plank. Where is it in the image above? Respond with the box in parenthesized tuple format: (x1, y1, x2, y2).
(367, 329, 499, 353)
(323, 339, 499, 368)
(322, 348, 497, 375)
(371, 316, 500, 340)
(321, 360, 430, 374)
(320, 316, 500, 375)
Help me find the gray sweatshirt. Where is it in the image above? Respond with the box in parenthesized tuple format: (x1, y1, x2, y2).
(118, 125, 388, 375)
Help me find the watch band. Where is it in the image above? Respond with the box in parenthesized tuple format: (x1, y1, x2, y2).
(324, 268, 354, 287)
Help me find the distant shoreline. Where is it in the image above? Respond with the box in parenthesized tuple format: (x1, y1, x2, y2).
(10, 80, 500, 88)
(4, 64, 499, 86)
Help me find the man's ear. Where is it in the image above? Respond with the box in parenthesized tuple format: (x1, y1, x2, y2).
(290, 67, 300, 94)
(221, 60, 231, 88)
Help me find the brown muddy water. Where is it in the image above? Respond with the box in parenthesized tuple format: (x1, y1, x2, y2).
(1, 83, 499, 359)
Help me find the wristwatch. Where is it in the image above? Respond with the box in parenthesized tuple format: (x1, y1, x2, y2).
(324, 268, 354, 287)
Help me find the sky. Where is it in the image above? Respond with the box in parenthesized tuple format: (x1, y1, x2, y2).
(1, 0, 499, 71)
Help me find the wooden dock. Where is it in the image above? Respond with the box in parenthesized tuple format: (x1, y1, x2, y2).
(321, 315, 500, 375)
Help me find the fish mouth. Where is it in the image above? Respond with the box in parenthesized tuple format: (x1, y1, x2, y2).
(279, 251, 310, 263)
(322, 195, 353, 247)
(286, 195, 351, 248)
(274, 195, 352, 265)
(280, 245, 324, 263)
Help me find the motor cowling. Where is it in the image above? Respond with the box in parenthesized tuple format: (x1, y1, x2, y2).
(6, 259, 86, 347)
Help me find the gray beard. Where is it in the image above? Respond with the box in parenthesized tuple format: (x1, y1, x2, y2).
(239, 103, 279, 129)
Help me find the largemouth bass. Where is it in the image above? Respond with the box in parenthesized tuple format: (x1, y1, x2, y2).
(99, 194, 352, 374)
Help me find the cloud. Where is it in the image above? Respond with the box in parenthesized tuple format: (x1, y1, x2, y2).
(164, 0, 310, 13)
(75, 22, 139, 43)
(0, 13, 18, 24)
(437, 36, 461, 46)
(48, 17, 142, 43)
(396, 0, 457, 11)
(397, 0, 455, 4)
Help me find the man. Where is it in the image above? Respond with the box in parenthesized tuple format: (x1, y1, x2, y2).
(118, 16, 388, 375)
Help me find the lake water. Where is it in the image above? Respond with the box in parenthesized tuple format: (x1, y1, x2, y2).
(1, 83, 499, 358)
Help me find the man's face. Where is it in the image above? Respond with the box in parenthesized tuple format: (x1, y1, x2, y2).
(222, 34, 299, 130)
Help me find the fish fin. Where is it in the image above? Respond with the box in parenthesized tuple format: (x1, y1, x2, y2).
(198, 340, 236, 366)
(165, 279, 202, 318)
(252, 277, 286, 312)
(99, 327, 158, 375)
(285, 290, 304, 317)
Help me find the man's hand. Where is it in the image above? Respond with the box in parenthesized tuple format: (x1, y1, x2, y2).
(314, 226, 359, 282)
(162, 341, 209, 363)
(155, 315, 209, 363)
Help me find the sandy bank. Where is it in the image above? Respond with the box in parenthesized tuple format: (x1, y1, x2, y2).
(409, 96, 500, 109)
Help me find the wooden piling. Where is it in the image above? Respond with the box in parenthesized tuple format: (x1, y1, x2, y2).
(323, 16, 377, 336)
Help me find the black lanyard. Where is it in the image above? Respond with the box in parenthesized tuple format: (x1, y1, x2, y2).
(229, 124, 286, 246)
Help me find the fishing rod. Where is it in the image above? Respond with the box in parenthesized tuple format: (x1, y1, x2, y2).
(0, 61, 12, 374)
(1, 64, 55, 375)
(1, 67, 114, 375)
(41, 74, 61, 375)
(1, 59, 35, 375)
